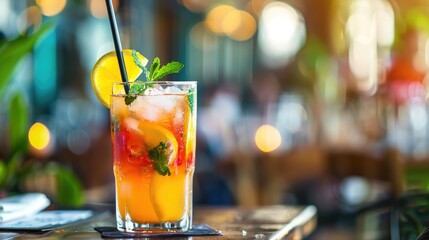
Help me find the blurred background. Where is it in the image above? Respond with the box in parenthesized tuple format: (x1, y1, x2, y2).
(2, 0, 429, 238)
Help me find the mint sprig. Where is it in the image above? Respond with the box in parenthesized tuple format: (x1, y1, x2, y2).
(126, 50, 184, 105)
(150, 59, 184, 81)
(132, 50, 149, 79)
(125, 82, 149, 105)
(148, 142, 171, 176)
(149, 57, 160, 81)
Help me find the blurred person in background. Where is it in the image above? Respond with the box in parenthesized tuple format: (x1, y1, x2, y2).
(383, 8, 429, 107)
(385, 26, 427, 105)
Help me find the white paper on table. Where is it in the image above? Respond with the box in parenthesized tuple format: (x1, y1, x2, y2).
(0, 193, 50, 222)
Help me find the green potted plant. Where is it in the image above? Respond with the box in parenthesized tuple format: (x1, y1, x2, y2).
(0, 23, 84, 207)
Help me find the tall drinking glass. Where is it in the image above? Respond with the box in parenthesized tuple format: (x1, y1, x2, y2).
(110, 81, 197, 232)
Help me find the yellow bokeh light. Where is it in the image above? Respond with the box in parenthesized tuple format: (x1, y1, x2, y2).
(205, 5, 256, 41)
(224, 10, 257, 41)
(223, 9, 242, 35)
(205, 5, 236, 34)
(36, 0, 67, 16)
(29, 122, 51, 151)
(255, 124, 281, 153)
(88, 0, 119, 18)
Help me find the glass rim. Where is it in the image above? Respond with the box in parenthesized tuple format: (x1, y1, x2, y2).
(111, 81, 196, 96)
(112, 81, 197, 85)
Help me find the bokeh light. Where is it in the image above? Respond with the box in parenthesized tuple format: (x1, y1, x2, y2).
(29, 122, 51, 151)
(340, 177, 370, 205)
(205, 5, 236, 35)
(88, 0, 119, 18)
(345, 0, 393, 93)
(255, 124, 282, 153)
(258, 1, 306, 67)
(222, 9, 242, 36)
(36, 0, 67, 17)
(410, 101, 428, 131)
(223, 10, 256, 41)
(205, 5, 256, 41)
(282, 102, 307, 133)
(374, 0, 394, 47)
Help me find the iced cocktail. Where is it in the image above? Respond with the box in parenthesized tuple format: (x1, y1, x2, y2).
(110, 81, 196, 232)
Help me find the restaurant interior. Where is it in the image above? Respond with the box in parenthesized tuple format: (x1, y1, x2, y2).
(2, 0, 429, 239)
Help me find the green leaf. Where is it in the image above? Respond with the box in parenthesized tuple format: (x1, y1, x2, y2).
(124, 83, 142, 105)
(4, 154, 21, 190)
(125, 96, 137, 105)
(8, 93, 28, 155)
(0, 160, 6, 188)
(125, 82, 153, 105)
(132, 49, 149, 79)
(148, 142, 171, 176)
(187, 89, 195, 115)
(54, 166, 84, 207)
(129, 82, 145, 94)
(152, 61, 184, 81)
(0, 22, 54, 95)
(125, 53, 184, 105)
(149, 57, 161, 81)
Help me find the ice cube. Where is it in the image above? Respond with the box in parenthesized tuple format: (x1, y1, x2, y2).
(173, 110, 184, 128)
(165, 86, 185, 94)
(173, 96, 189, 129)
(144, 84, 165, 96)
(157, 96, 182, 112)
(129, 94, 185, 122)
(124, 117, 140, 132)
(129, 97, 162, 122)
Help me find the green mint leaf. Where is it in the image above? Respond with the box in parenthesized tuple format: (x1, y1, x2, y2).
(187, 89, 195, 114)
(152, 61, 184, 81)
(149, 57, 161, 81)
(132, 50, 149, 79)
(125, 96, 136, 105)
(148, 141, 171, 176)
(126, 53, 185, 105)
(129, 82, 145, 94)
(125, 82, 149, 105)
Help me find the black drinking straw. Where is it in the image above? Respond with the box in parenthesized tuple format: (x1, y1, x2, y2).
(105, 0, 129, 94)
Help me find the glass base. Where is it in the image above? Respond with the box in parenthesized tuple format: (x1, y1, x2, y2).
(116, 215, 191, 233)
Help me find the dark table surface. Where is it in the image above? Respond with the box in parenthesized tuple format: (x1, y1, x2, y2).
(0, 205, 317, 239)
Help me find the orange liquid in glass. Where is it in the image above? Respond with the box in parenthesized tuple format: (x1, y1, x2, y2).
(111, 92, 195, 224)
